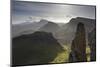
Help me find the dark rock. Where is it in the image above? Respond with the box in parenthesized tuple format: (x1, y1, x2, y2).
(69, 23, 87, 62)
(88, 28, 96, 61)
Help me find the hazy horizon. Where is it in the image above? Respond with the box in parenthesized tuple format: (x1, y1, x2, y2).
(12, 0, 96, 24)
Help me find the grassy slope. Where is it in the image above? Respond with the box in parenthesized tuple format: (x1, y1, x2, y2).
(50, 45, 91, 63)
(50, 45, 70, 63)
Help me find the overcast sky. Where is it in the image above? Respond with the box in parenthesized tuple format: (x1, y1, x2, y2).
(12, 0, 96, 24)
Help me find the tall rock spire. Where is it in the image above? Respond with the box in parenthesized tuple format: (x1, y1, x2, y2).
(69, 22, 87, 62)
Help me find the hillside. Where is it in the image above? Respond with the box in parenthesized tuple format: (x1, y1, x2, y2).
(12, 31, 64, 66)
(39, 21, 60, 33)
(12, 19, 48, 38)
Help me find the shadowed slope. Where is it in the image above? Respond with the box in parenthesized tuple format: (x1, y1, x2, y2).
(12, 31, 64, 66)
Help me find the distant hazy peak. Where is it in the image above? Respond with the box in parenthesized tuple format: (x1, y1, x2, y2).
(39, 19, 49, 22)
(72, 17, 95, 20)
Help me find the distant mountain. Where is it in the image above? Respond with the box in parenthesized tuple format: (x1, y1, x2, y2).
(35, 19, 49, 28)
(12, 17, 96, 45)
(55, 17, 96, 45)
(12, 19, 48, 38)
(12, 22, 35, 37)
(12, 31, 64, 66)
(57, 23, 65, 27)
(39, 21, 60, 33)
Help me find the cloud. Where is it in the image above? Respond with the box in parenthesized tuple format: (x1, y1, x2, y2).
(12, 1, 96, 24)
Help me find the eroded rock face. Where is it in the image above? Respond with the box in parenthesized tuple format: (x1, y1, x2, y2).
(88, 28, 96, 61)
(69, 23, 87, 62)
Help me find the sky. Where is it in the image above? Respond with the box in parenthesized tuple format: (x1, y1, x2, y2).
(12, 0, 96, 24)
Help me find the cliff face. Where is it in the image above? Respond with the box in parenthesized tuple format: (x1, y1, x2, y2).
(12, 31, 64, 66)
(55, 17, 96, 45)
(88, 28, 96, 61)
(69, 23, 87, 62)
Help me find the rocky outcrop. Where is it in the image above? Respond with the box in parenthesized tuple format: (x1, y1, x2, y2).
(69, 23, 87, 62)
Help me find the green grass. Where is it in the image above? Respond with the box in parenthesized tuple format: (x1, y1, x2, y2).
(50, 45, 70, 63)
(50, 45, 91, 63)
(86, 46, 91, 61)
(50, 49, 69, 63)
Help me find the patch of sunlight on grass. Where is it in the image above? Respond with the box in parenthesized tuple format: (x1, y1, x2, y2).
(87, 54, 90, 61)
(50, 45, 91, 63)
(50, 50, 69, 63)
(50, 44, 71, 63)
(86, 46, 91, 54)
(86, 46, 91, 61)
